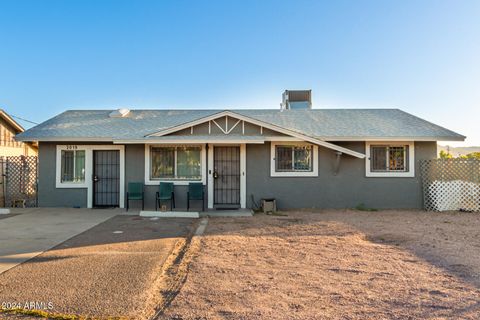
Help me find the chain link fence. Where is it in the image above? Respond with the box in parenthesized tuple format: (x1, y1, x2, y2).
(420, 159, 480, 212)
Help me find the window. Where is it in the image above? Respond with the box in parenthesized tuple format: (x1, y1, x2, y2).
(275, 145, 313, 172)
(150, 146, 201, 180)
(270, 142, 318, 177)
(371, 145, 408, 172)
(366, 142, 415, 177)
(60, 150, 85, 183)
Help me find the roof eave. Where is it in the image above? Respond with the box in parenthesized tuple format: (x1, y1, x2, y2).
(321, 136, 466, 142)
(15, 136, 114, 143)
(17, 135, 466, 144)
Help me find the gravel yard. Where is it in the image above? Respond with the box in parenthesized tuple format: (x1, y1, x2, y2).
(163, 210, 480, 319)
(0, 215, 196, 319)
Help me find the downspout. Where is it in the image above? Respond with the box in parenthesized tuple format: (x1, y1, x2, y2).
(334, 152, 342, 175)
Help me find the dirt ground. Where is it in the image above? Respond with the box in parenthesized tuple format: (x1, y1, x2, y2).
(0, 215, 196, 319)
(2, 210, 480, 320)
(163, 210, 480, 320)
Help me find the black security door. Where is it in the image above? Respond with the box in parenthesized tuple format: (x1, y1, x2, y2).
(93, 150, 120, 207)
(213, 146, 240, 206)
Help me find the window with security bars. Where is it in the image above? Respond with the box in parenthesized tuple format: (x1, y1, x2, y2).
(61, 150, 86, 183)
(150, 146, 201, 180)
(371, 145, 408, 172)
(275, 145, 313, 172)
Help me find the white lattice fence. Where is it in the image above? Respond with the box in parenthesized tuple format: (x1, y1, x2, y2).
(421, 159, 480, 212)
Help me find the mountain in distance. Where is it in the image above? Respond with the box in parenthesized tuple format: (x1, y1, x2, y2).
(438, 145, 480, 157)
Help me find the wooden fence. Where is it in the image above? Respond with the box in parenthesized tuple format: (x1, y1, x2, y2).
(420, 159, 480, 212)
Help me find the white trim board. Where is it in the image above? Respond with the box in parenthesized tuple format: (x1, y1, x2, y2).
(318, 136, 465, 142)
(270, 141, 319, 177)
(117, 138, 265, 144)
(207, 145, 214, 209)
(240, 143, 247, 208)
(145, 110, 366, 159)
(365, 141, 415, 178)
(113, 136, 302, 144)
(16, 135, 466, 143)
(55, 145, 125, 208)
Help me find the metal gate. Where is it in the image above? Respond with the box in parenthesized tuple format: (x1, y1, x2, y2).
(93, 150, 120, 207)
(0, 156, 38, 207)
(421, 159, 480, 212)
(213, 146, 240, 206)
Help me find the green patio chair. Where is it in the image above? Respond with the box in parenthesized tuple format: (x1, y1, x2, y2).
(156, 182, 175, 211)
(187, 182, 204, 211)
(126, 182, 144, 211)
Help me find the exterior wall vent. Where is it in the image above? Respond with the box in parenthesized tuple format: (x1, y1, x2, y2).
(109, 108, 130, 118)
(280, 90, 312, 110)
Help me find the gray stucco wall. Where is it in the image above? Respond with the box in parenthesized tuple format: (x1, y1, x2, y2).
(246, 141, 436, 209)
(38, 141, 435, 210)
(38, 142, 207, 210)
(124, 144, 206, 210)
(38, 142, 87, 207)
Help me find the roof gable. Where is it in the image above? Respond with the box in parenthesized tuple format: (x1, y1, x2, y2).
(147, 110, 366, 158)
(166, 115, 287, 137)
(0, 110, 24, 133)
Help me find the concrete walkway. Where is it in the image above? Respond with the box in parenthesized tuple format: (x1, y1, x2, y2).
(201, 209, 253, 217)
(0, 215, 195, 318)
(0, 208, 119, 274)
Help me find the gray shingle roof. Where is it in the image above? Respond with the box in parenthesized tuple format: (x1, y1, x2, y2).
(16, 108, 465, 142)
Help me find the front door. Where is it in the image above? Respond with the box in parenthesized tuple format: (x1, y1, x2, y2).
(93, 150, 120, 207)
(213, 146, 240, 207)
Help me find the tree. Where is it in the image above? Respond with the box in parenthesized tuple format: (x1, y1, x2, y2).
(465, 152, 480, 159)
(439, 150, 453, 159)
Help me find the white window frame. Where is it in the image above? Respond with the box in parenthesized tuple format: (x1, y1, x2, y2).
(270, 142, 319, 177)
(144, 144, 207, 185)
(365, 141, 415, 177)
(56, 146, 88, 188)
(55, 145, 125, 208)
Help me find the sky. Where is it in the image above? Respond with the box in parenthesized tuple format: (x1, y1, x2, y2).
(0, 0, 479, 146)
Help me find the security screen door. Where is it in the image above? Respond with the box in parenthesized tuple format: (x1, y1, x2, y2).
(93, 150, 120, 207)
(213, 146, 240, 206)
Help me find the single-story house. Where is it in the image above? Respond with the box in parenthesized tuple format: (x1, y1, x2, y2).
(16, 90, 465, 210)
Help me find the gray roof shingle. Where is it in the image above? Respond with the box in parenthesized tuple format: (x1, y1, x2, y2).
(16, 108, 465, 141)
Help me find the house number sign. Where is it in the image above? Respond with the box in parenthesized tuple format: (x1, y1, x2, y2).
(65, 145, 78, 150)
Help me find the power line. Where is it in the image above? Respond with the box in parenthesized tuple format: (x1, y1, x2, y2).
(10, 115, 39, 125)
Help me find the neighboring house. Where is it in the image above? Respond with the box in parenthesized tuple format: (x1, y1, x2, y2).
(0, 109, 37, 157)
(15, 91, 465, 210)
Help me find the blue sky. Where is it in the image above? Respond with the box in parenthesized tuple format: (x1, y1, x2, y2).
(0, 0, 479, 146)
